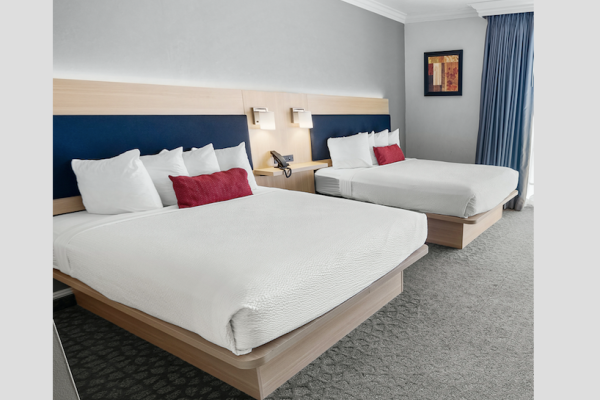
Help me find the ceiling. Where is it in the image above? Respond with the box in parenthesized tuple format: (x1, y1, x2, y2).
(341, 0, 534, 23)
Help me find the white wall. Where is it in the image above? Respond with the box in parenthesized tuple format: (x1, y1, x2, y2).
(405, 17, 488, 163)
(53, 0, 406, 147)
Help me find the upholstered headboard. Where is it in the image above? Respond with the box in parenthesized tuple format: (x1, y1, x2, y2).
(309, 115, 391, 161)
(53, 115, 252, 200)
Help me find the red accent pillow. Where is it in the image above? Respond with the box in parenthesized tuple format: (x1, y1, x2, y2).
(169, 168, 252, 208)
(373, 144, 405, 165)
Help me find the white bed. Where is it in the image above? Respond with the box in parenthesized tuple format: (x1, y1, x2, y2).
(315, 159, 518, 218)
(54, 187, 427, 356)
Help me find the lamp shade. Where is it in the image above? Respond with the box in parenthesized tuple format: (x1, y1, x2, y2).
(292, 108, 313, 129)
(258, 111, 276, 130)
(253, 108, 277, 130)
(297, 111, 313, 128)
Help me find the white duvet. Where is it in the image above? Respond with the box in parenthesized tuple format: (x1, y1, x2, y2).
(54, 188, 427, 355)
(315, 159, 518, 218)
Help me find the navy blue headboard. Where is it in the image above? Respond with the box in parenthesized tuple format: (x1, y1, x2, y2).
(53, 115, 252, 199)
(310, 115, 391, 161)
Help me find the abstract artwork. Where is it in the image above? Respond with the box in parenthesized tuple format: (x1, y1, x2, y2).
(424, 50, 463, 96)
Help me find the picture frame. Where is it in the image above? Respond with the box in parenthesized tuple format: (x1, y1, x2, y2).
(424, 49, 463, 96)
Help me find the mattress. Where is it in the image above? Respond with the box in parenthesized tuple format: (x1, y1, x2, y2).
(314, 159, 518, 218)
(53, 187, 427, 355)
(314, 169, 344, 197)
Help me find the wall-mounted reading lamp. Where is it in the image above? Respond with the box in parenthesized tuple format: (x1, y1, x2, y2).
(252, 107, 276, 130)
(292, 108, 313, 128)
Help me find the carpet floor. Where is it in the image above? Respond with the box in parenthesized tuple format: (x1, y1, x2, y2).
(54, 206, 533, 400)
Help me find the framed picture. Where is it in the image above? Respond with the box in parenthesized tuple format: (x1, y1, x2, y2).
(424, 49, 463, 96)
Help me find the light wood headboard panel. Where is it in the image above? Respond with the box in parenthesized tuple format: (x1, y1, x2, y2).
(54, 196, 85, 216)
(53, 79, 245, 115)
(307, 94, 389, 115)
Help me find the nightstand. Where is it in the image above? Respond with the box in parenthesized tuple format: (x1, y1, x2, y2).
(253, 161, 329, 193)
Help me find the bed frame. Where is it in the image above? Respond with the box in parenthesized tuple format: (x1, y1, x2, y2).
(53, 79, 430, 399)
(54, 244, 427, 399)
(426, 190, 517, 249)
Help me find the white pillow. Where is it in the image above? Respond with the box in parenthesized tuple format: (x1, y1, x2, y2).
(388, 128, 400, 148)
(328, 132, 373, 169)
(72, 149, 163, 215)
(367, 132, 376, 163)
(214, 142, 258, 191)
(182, 143, 221, 177)
(368, 129, 389, 165)
(141, 147, 189, 206)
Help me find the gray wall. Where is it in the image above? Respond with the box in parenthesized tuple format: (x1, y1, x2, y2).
(405, 17, 488, 163)
(53, 0, 406, 147)
(53, 0, 406, 293)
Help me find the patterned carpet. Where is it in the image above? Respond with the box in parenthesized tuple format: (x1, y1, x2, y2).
(54, 206, 533, 400)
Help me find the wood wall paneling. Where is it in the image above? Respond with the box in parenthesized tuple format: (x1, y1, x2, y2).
(307, 94, 389, 115)
(278, 92, 312, 165)
(242, 90, 285, 168)
(53, 79, 245, 115)
(53, 196, 85, 216)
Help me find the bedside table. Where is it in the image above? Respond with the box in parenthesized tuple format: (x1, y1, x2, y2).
(253, 161, 329, 193)
(253, 161, 329, 177)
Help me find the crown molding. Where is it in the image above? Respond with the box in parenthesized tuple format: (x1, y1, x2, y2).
(469, 0, 534, 17)
(341, 0, 407, 23)
(341, 0, 533, 24)
(405, 8, 480, 24)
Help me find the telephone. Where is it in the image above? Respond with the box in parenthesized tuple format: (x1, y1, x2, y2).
(271, 151, 292, 178)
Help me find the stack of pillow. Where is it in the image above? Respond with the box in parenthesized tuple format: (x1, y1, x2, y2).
(327, 128, 405, 169)
(71, 142, 257, 215)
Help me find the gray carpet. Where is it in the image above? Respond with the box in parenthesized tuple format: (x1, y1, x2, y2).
(54, 206, 533, 400)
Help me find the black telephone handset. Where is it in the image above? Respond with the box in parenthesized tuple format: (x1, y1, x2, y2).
(270, 151, 292, 178)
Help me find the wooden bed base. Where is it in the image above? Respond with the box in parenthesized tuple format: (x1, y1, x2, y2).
(54, 245, 428, 399)
(425, 190, 518, 249)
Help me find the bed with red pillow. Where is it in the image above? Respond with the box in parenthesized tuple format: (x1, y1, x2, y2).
(315, 156, 517, 217)
(310, 115, 519, 249)
(314, 155, 517, 248)
(52, 80, 430, 400)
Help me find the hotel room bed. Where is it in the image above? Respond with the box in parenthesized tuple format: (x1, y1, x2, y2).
(54, 187, 427, 356)
(310, 114, 519, 249)
(315, 158, 518, 218)
(52, 79, 429, 399)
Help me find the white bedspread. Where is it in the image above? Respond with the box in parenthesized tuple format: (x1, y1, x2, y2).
(54, 188, 427, 355)
(315, 159, 518, 218)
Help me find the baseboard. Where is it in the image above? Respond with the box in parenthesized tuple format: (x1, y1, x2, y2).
(54, 288, 73, 300)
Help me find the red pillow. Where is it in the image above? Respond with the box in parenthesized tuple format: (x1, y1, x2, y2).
(169, 168, 252, 208)
(373, 144, 405, 165)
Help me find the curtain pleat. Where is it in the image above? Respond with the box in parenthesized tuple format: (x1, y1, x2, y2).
(476, 12, 534, 210)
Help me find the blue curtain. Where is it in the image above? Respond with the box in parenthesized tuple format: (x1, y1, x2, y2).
(476, 12, 534, 211)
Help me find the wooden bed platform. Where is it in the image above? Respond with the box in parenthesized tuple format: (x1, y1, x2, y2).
(425, 190, 518, 249)
(54, 244, 428, 400)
